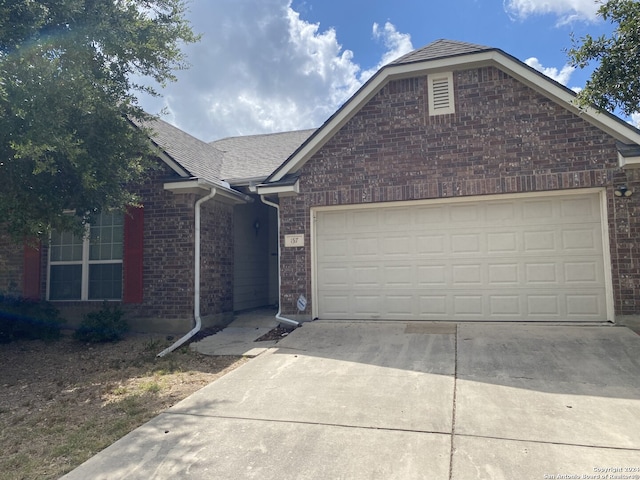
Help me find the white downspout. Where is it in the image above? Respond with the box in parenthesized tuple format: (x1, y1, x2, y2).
(158, 188, 217, 357)
(260, 196, 300, 327)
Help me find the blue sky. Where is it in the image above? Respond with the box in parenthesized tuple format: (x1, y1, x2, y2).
(138, 0, 625, 142)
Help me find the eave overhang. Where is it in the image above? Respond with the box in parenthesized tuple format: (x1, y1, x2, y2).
(617, 142, 640, 169)
(265, 49, 640, 183)
(255, 177, 300, 197)
(164, 178, 252, 204)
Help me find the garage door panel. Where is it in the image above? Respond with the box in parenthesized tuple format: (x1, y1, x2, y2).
(415, 206, 446, 224)
(566, 294, 602, 317)
(564, 262, 600, 283)
(452, 264, 483, 285)
(416, 235, 447, 255)
(351, 236, 379, 259)
(487, 232, 518, 253)
(522, 199, 554, 219)
(417, 265, 448, 285)
(525, 262, 559, 284)
(451, 234, 481, 253)
(453, 295, 484, 315)
(523, 230, 557, 252)
(488, 264, 519, 285)
(450, 204, 481, 223)
(315, 193, 607, 321)
(527, 295, 561, 316)
(384, 265, 414, 287)
(562, 229, 599, 251)
(419, 295, 448, 316)
(381, 235, 412, 256)
(489, 295, 522, 316)
(320, 266, 350, 288)
(353, 266, 381, 287)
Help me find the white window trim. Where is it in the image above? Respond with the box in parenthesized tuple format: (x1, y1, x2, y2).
(428, 72, 455, 116)
(47, 221, 123, 301)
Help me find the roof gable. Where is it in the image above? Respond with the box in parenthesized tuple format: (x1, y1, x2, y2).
(264, 39, 640, 185)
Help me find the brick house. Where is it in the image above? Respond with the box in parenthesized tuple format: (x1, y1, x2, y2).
(2, 39, 640, 332)
(258, 39, 640, 324)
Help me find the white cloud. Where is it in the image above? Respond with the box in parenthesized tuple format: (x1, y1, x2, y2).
(504, 0, 601, 24)
(525, 57, 575, 85)
(632, 112, 640, 128)
(138, 0, 412, 141)
(360, 22, 413, 82)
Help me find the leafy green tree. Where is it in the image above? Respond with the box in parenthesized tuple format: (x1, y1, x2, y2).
(0, 0, 199, 240)
(567, 0, 640, 117)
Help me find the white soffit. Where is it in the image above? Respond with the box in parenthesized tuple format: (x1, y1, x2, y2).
(269, 50, 640, 183)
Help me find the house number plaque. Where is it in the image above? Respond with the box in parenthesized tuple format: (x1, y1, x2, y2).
(284, 234, 304, 247)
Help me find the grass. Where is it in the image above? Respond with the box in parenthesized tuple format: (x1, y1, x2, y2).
(0, 334, 247, 480)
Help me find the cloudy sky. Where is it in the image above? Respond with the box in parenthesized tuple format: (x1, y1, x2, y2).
(137, 0, 632, 142)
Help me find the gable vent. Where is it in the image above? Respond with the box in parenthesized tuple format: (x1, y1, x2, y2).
(428, 72, 455, 115)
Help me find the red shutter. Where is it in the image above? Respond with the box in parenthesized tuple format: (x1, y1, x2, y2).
(123, 206, 144, 303)
(23, 241, 41, 300)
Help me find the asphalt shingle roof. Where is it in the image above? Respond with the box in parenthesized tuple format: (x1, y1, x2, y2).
(142, 118, 225, 183)
(391, 39, 492, 65)
(212, 129, 316, 182)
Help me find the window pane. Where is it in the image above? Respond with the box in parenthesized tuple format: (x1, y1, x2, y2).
(50, 230, 83, 262)
(89, 213, 124, 261)
(88, 264, 122, 300)
(50, 265, 82, 300)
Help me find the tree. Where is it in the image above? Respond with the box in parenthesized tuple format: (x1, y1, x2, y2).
(567, 0, 640, 117)
(0, 0, 199, 240)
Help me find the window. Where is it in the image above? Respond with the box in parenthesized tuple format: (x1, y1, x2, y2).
(428, 72, 455, 116)
(48, 213, 124, 300)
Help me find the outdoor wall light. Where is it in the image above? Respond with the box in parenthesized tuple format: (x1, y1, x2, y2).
(614, 185, 633, 197)
(253, 219, 260, 236)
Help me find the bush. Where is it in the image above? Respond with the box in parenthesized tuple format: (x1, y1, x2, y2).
(74, 303, 129, 343)
(0, 294, 62, 343)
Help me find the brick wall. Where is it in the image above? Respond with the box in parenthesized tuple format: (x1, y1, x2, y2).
(127, 164, 197, 322)
(200, 200, 234, 317)
(279, 66, 640, 318)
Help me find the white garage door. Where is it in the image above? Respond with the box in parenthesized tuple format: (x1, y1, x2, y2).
(314, 192, 608, 321)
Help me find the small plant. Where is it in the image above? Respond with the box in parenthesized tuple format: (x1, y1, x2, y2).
(140, 381, 161, 394)
(0, 294, 62, 343)
(74, 303, 128, 343)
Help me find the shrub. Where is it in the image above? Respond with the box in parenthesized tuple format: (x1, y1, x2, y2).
(0, 294, 62, 343)
(74, 303, 128, 343)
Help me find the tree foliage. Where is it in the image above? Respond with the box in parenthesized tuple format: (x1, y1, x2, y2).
(567, 0, 640, 117)
(0, 0, 199, 240)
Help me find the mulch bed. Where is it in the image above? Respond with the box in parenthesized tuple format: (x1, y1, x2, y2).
(255, 325, 296, 342)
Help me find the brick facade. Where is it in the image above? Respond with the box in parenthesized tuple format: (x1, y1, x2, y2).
(278, 66, 640, 319)
(1, 161, 237, 332)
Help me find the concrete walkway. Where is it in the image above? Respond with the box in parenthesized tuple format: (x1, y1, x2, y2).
(189, 309, 282, 357)
(62, 320, 640, 479)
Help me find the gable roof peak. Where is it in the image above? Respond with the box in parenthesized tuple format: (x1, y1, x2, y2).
(392, 39, 493, 66)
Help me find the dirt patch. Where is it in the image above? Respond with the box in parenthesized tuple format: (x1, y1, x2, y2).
(0, 334, 246, 480)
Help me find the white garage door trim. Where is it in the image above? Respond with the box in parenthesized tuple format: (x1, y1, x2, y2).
(310, 188, 614, 322)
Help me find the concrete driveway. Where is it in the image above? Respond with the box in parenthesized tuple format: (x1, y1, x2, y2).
(62, 321, 640, 479)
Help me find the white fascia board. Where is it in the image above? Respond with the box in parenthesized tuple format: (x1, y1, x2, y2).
(164, 178, 251, 204)
(269, 50, 640, 182)
(256, 179, 300, 197)
(618, 152, 640, 168)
